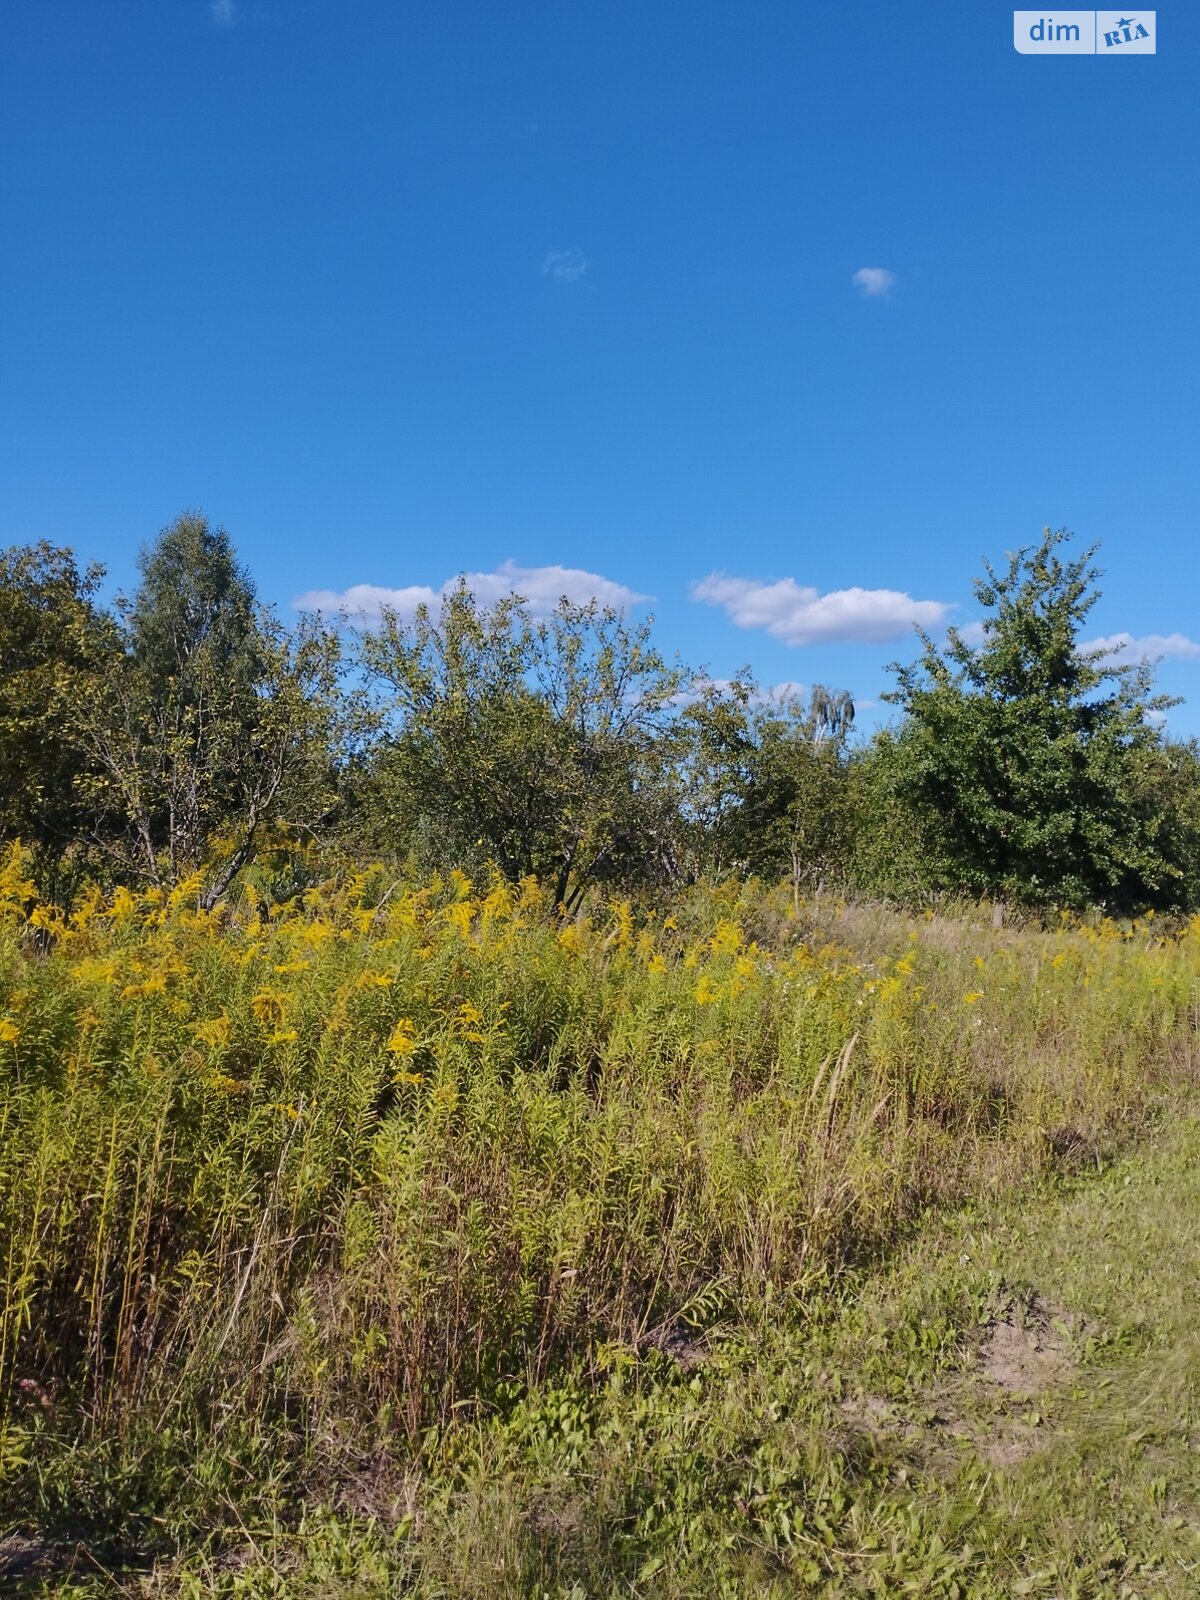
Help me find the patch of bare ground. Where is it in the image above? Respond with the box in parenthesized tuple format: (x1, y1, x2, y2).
(975, 1290, 1084, 1393)
(839, 1291, 1098, 1472)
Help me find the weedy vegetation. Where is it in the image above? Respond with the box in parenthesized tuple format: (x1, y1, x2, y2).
(4, 847, 1200, 1596)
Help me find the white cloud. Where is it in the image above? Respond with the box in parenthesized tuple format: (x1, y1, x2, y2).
(852, 266, 895, 298)
(957, 620, 987, 647)
(210, 0, 236, 24)
(691, 574, 949, 646)
(294, 560, 648, 623)
(541, 248, 589, 283)
(1084, 631, 1200, 667)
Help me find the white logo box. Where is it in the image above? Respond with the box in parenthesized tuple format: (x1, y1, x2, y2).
(1013, 11, 1156, 53)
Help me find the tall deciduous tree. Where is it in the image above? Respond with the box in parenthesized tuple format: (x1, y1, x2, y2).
(884, 527, 1177, 911)
(679, 681, 854, 896)
(358, 584, 686, 908)
(76, 514, 341, 905)
(129, 513, 259, 692)
(0, 542, 118, 887)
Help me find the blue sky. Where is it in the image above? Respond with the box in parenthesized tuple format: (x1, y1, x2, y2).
(2, 2, 1197, 726)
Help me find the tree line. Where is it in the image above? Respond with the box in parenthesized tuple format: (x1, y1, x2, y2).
(4, 514, 1199, 915)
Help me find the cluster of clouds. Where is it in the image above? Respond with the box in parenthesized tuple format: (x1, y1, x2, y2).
(296, 569, 1200, 670)
(960, 624, 1200, 666)
(691, 574, 948, 647)
(296, 563, 951, 648)
(1084, 632, 1200, 666)
(295, 560, 646, 624)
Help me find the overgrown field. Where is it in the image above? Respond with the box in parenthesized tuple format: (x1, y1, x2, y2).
(3, 845, 1200, 1595)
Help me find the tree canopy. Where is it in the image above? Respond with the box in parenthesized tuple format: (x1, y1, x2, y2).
(358, 585, 686, 909)
(0, 541, 118, 884)
(2, 517, 1197, 919)
(884, 527, 1178, 910)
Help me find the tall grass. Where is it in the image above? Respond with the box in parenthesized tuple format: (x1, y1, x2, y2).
(0, 842, 1197, 1561)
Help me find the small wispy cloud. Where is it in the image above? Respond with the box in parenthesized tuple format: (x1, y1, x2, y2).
(691, 574, 949, 647)
(852, 266, 895, 298)
(1084, 631, 1200, 667)
(210, 0, 236, 24)
(541, 248, 589, 284)
(294, 560, 647, 624)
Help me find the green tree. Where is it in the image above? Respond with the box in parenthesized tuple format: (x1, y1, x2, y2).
(1128, 737, 1200, 912)
(75, 515, 341, 905)
(675, 677, 760, 878)
(884, 527, 1177, 912)
(358, 585, 687, 908)
(129, 512, 259, 693)
(0, 541, 118, 889)
(678, 681, 854, 898)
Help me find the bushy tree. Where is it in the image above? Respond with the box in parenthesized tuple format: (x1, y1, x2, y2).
(75, 514, 341, 904)
(0, 542, 119, 888)
(129, 513, 259, 691)
(884, 527, 1177, 911)
(679, 681, 855, 898)
(358, 585, 686, 908)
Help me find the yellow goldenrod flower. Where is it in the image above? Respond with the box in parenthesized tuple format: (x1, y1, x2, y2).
(206, 1072, 244, 1095)
(109, 885, 137, 920)
(0, 1018, 19, 1045)
(193, 1016, 232, 1048)
(120, 972, 168, 1001)
(385, 1018, 417, 1054)
(480, 880, 512, 921)
(251, 990, 289, 1028)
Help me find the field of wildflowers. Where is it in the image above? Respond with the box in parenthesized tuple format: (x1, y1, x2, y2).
(2, 842, 1199, 1592)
